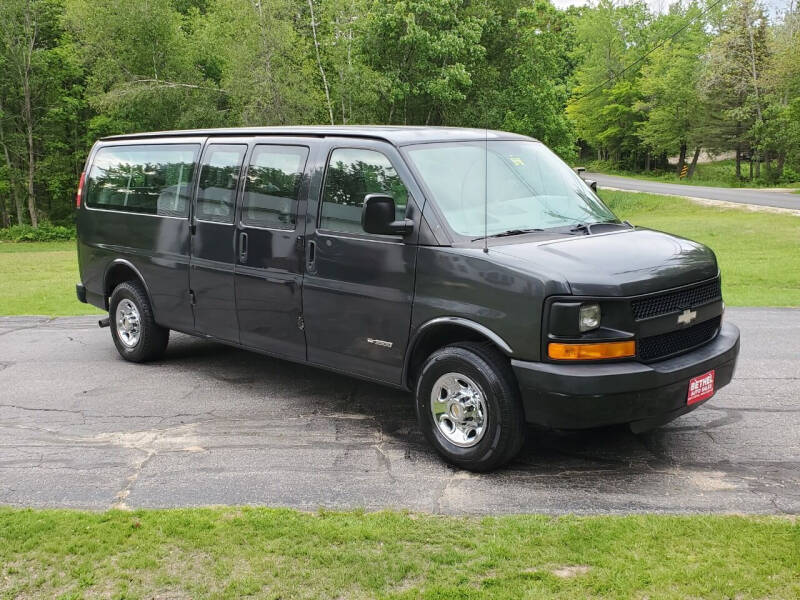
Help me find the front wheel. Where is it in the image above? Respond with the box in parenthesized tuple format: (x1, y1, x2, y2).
(109, 281, 169, 362)
(415, 342, 526, 472)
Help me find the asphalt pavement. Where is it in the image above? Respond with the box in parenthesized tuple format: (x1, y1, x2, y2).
(1, 307, 798, 514)
(588, 172, 800, 211)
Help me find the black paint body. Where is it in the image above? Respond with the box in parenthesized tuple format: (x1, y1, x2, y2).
(76, 126, 740, 429)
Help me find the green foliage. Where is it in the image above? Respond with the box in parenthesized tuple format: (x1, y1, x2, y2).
(1, 0, 799, 231)
(363, 0, 487, 124)
(196, 0, 323, 126)
(0, 222, 75, 242)
(63, 0, 222, 131)
(637, 7, 708, 161)
(499, 1, 576, 158)
(567, 0, 651, 166)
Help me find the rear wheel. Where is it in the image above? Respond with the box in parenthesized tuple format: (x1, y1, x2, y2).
(109, 281, 169, 362)
(415, 342, 526, 472)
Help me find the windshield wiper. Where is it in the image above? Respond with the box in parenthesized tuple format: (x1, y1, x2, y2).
(473, 228, 544, 241)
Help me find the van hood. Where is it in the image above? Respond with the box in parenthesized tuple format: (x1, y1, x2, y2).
(490, 228, 718, 297)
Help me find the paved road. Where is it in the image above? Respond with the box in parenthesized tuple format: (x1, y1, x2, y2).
(1, 308, 798, 514)
(589, 172, 800, 211)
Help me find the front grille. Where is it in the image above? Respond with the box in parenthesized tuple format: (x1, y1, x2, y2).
(638, 316, 721, 362)
(631, 278, 721, 321)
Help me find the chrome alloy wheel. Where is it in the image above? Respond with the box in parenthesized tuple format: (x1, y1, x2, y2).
(430, 372, 488, 448)
(115, 299, 141, 348)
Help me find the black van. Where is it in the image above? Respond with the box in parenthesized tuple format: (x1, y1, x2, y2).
(75, 126, 740, 471)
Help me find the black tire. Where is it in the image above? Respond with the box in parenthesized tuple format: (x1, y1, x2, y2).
(415, 342, 526, 472)
(108, 281, 169, 362)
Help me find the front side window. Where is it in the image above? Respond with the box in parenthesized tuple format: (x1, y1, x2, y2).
(405, 140, 618, 237)
(242, 145, 309, 229)
(320, 148, 408, 234)
(85, 144, 199, 216)
(196, 144, 247, 224)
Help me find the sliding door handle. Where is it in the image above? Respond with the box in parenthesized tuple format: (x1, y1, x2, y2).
(307, 240, 316, 269)
(239, 231, 248, 263)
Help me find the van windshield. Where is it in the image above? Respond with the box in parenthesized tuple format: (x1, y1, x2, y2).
(404, 140, 618, 238)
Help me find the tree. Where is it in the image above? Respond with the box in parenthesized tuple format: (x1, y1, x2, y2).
(761, 1, 800, 180)
(0, 0, 83, 226)
(64, 0, 222, 133)
(299, 0, 385, 125)
(637, 5, 710, 177)
(499, 1, 576, 159)
(566, 0, 651, 167)
(702, 0, 769, 179)
(195, 0, 323, 126)
(362, 0, 487, 125)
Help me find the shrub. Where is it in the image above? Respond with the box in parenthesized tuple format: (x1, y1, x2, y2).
(779, 166, 800, 185)
(0, 223, 76, 242)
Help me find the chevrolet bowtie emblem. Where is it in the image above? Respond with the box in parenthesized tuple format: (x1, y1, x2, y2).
(677, 308, 697, 326)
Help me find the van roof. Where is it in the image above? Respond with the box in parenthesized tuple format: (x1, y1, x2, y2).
(100, 125, 535, 146)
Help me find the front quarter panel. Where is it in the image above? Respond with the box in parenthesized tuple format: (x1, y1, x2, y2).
(411, 247, 569, 361)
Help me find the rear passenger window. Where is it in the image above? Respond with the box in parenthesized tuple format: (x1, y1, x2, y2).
(195, 144, 247, 224)
(320, 148, 408, 234)
(85, 144, 199, 216)
(242, 145, 309, 229)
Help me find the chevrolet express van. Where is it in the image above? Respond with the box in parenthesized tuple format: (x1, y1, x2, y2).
(76, 126, 740, 471)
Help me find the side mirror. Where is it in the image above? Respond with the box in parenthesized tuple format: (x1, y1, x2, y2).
(361, 194, 413, 236)
(575, 167, 597, 192)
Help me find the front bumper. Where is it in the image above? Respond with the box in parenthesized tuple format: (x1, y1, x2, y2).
(512, 321, 740, 431)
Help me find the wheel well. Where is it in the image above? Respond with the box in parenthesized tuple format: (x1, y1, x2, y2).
(405, 323, 508, 389)
(104, 263, 144, 309)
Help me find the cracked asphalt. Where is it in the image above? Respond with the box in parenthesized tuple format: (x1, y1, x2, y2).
(0, 307, 798, 514)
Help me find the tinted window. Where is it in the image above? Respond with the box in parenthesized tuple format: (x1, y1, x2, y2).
(320, 148, 408, 233)
(85, 144, 199, 216)
(242, 145, 309, 229)
(196, 144, 247, 224)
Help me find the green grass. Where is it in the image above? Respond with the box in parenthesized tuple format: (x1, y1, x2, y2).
(600, 190, 800, 307)
(590, 158, 800, 189)
(0, 507, 797, 599)
(0, 192, 798, 315)
(0, 241, 101, 316)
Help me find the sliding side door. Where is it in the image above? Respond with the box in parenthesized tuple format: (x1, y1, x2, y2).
(233, 140, 312, 360)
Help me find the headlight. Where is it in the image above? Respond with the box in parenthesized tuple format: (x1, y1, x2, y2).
(579, 303, 601, 332)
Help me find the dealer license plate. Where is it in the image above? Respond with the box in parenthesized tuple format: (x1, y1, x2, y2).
(687, 370, 715, 405)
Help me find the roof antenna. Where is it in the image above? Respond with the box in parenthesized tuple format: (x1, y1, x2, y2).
(483, 127, 488, 254)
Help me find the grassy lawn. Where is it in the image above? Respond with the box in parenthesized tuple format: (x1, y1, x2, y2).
(590, 159, 800, 189)
(600, 190, 800, 307)
(0, 192, 798, 315)
(0, 508, 797, 599)
(0, 241, 101, 316)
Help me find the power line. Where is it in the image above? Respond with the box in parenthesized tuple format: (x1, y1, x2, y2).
(574, 0, 728, 100)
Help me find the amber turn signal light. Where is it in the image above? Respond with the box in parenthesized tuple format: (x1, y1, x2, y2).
(548, 340, 636, 360)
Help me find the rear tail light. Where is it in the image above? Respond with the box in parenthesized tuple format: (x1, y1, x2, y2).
(76, 171, 86, 208)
